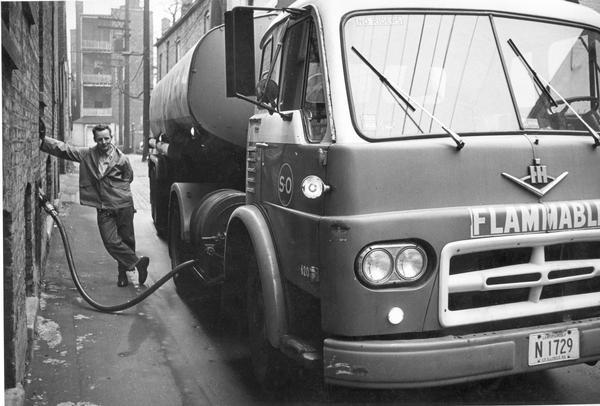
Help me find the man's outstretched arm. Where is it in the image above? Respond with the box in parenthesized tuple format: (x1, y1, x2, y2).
(40, 135, 88, 163)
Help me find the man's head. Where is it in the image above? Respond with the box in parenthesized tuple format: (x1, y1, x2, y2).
(92, 125, 113, 154)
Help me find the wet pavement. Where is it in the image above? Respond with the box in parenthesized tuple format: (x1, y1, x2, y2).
(26, 155, 188, 405)
(25, 156, 253, 405)
(24, 155, 600, 405)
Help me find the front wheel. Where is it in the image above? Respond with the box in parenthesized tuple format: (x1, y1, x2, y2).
(247, 263, 290, 390)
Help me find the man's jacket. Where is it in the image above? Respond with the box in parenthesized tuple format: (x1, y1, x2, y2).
(41, 137, 134, 209)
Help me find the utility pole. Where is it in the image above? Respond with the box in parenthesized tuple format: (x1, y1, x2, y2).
(119, 65, 124, 145)
(124, 0, 131, 153)
(142, 0, 150, 161)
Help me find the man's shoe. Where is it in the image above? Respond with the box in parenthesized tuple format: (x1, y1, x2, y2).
(117, 271, 128, 287)
(136, 256, 149, 285)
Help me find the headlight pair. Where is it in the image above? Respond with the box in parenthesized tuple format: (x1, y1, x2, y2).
(356, 243, 429, 287)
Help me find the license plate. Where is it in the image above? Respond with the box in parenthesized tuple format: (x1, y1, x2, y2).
(528, 328, 579, 366)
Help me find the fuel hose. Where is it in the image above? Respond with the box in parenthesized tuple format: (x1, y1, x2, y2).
(38, 189, 198, 313)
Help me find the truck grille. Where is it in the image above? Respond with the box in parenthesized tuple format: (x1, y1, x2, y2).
(439, 230, 600, 327)
(246, 145, 257, 195)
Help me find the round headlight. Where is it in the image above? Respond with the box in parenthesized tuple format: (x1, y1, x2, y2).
(361, 249, 393, 284)
(396, 247, 427, 280)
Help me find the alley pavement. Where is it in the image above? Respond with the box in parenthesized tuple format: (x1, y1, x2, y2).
(24, 155, 183, 406)
(21, 154, 600, 406)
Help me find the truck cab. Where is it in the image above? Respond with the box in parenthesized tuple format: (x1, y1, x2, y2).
(224, 0, 600, 388)
(149, 0, 600, 389)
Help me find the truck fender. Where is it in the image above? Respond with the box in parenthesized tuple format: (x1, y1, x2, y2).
(169, 183, 222, 242)
(226, 205, 288, 348)
(189, 189, 245, 247)
(148, 153, 169, 181)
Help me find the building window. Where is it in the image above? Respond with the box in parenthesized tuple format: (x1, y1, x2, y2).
(83, 87, 111, 109)
(158, 52, 162, 79)
(175, 38, 180, 63)
(25, 183, 34, 295)
(1, 3, 22, 75)
(22, 2, 36, 27)
(166, 41, 170, 72)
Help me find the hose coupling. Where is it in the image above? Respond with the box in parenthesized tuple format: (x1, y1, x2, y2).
(37, 188, 58, 216)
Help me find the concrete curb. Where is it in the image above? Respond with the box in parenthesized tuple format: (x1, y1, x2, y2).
(4, 384, 25, 406)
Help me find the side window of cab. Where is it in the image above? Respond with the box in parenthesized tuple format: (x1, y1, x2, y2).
(279, 17, 328, 142)
(303, 22, 327, 142)
(257, 23, 285, 107)
(259, 38, 273, 82)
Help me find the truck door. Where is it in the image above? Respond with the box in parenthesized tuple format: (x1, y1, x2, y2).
(249, 15, 329, 297)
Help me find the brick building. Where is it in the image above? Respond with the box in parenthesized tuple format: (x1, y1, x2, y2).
(2, 1, 70, 401)
(71, 0, 150, 152)
(155, 0, 295, 81)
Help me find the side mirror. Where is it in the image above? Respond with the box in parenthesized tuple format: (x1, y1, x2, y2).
(225, 8, 256, 97)
(256, 78, 279, 106)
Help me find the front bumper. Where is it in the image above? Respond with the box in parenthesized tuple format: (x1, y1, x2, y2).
(323, 317, 600, 388)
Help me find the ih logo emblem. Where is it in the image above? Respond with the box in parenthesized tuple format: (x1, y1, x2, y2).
(529, 163, 548, 184)
(502, 159, 568, 197)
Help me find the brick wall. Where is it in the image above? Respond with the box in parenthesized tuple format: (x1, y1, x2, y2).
(2, 1, 69, 391)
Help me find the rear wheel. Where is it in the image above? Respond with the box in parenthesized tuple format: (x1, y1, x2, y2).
(247, 261, 290, 390)
(149, 167, 168, 238)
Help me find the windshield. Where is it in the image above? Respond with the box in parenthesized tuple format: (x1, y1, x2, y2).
(343, 13, 600, 140)
(495, 18, 600, 131)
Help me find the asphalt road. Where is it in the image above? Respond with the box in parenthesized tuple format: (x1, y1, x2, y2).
(26, 155, 600, 405)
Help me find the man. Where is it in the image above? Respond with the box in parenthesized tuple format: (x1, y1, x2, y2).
(40, 124, 149, 287)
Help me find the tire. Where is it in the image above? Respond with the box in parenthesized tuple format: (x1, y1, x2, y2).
(149, 167, 168, 238)
(246, 261, 289, 391)
(169, 202, 197, 298)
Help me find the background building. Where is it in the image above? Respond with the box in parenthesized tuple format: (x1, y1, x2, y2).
(71, 0, 151, 152)
(581, 0, 600, 11)
(155, 0, 294, 81)
(2, 2, 70, 401)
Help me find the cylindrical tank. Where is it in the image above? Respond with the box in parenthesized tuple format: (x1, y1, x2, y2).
(150, 14, 274, 147)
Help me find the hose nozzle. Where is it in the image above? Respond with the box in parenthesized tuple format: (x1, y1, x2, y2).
(37, 188, 57, 215)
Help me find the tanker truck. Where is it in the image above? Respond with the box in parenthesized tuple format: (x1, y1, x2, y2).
(149, 0, 600, 389)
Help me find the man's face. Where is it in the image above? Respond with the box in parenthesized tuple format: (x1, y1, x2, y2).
(94, 129, 112, 153)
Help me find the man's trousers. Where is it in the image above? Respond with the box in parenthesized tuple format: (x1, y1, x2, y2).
(96, 206, 139, 273)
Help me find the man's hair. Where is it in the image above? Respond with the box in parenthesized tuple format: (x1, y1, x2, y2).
(92, 124, 112, 139)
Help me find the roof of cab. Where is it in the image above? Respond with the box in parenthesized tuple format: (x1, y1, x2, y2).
(284, 0, 600, 29)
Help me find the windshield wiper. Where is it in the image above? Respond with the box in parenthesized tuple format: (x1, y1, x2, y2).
(507, 39, 558, 109)
(508, 39, 600, 148)
(351, 46, 465, 150)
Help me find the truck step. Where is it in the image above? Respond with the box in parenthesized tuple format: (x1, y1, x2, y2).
(280, 334, 321, 369)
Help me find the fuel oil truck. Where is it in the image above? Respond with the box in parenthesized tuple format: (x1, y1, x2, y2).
(148, 0, 600, 389)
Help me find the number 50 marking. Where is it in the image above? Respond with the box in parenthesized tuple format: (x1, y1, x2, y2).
(279, 175, 292, 194)
(278, 163, 293, 207)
